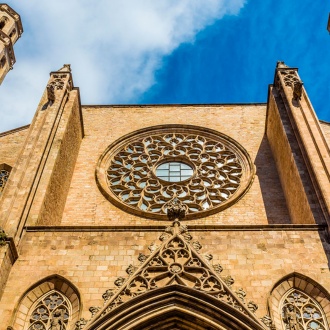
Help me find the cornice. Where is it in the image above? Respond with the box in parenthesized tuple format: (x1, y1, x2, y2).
(25, 224, 326, 232)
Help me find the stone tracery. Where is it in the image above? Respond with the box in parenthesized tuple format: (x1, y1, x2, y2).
(28, 291, 70, 330)
(98, 126, 254, 219)
(281, 289, 329, 330)
(82, 221, 263, 330)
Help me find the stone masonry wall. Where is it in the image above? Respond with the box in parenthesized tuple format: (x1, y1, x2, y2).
(35, 90, 83, 226)
(0, 228, 329, 329)
(0, 126, 29, 168)
(266, 88, 320, 225)
(62, 104, 290, 226)
(320, 121, 330, 147)
(0, 244, 14, 301)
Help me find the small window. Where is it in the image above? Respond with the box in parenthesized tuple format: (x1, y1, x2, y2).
(9, 28, 16, 38)
(156, 162, 194, 182)
(0, 16, 8, 30)
(0, 56, 6, 69)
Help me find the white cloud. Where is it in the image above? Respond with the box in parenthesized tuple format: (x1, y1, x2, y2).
(0, 0, 246, 132)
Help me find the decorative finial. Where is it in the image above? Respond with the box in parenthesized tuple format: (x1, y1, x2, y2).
(58, 64, 71, 72)
(293, 81, 303, 100)
(276, 61, 289, 68)
(166, 198, 186, 221)
(46, 84, 55, 103)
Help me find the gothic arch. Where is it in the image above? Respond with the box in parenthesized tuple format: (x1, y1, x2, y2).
(88, 285, 265, 330)
(9, 274, 82, 330)
(268, 272, 330, 329)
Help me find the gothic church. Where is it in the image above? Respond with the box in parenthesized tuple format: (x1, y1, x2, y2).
(1, 3, 330, 330)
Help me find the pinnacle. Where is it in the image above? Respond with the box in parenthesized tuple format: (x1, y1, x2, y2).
(57, 64, 71, 72)
(276, 61, 289, 68)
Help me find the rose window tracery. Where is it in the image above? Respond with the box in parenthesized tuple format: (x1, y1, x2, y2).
(96, 125, 254, 220)
(281, 289, 329, 330)
(28, 291, 70, 330)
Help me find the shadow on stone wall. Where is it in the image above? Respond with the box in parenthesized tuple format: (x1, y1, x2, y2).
(254, 135, 291, 224)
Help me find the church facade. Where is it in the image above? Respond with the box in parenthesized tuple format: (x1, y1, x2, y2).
(0, 7, 330, 330)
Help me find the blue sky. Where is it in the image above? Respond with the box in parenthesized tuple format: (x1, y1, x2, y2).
(0, 1, 329, 132)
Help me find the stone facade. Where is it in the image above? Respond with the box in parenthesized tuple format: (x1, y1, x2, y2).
(0, 62, 330, 330)
(0, 4, 23, 84)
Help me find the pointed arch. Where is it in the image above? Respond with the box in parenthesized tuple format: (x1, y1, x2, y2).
(88, 285, 265, 330)
(268, 272, 330, 329)
(9, 274, 82, 330)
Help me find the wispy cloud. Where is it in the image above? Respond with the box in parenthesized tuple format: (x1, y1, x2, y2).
(0, 0, 246, 132)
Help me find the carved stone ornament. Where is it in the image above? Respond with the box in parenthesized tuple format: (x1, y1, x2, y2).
(204, 253, 213, 261)
(278, 69, 304, 104)
(260, 315, 276, 329)
(182, 232, 193, 242)
(166, 198, 187, 220)
(48, 76, 65, 91)
(0, 228, 7, 246)
(280, 70, 301, 88)
(138, 253, 147, 263)
(126, 264, 136, 275)
(89, 306, 100, 318)
(213, 263, 223, 274)
(159, 233, 171, 241)
(46, 84, 55, 103)
(281, 289, 329, 330)
(102, 289, 114, 302)
(85, 221, 263, 330)
(247, 301, 258, 313)
(276, 61, 289, 69)
(114, 277, 125, 287)
(75, 318, 88, 330)
(236, 288, 247, 302)
(222, 275, 235, 287)
(28, 291, 70, 330)
(96, 125, 254, 220)
(148, 242, 159, 253)
(47, 65, 73, 102)
(293, 81, 303, 101)
(192, 241, 202, 251)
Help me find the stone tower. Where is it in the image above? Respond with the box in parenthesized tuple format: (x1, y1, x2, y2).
(0, 3, 23, 84)
(0, 62, 330, 330)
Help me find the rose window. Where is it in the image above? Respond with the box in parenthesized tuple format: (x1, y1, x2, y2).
(96, 125, 254, 220)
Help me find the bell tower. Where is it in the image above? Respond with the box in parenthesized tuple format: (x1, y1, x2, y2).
(0, 3, 23, 84)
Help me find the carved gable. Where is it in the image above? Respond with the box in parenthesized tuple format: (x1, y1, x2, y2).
(86, 221, 264, 329)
